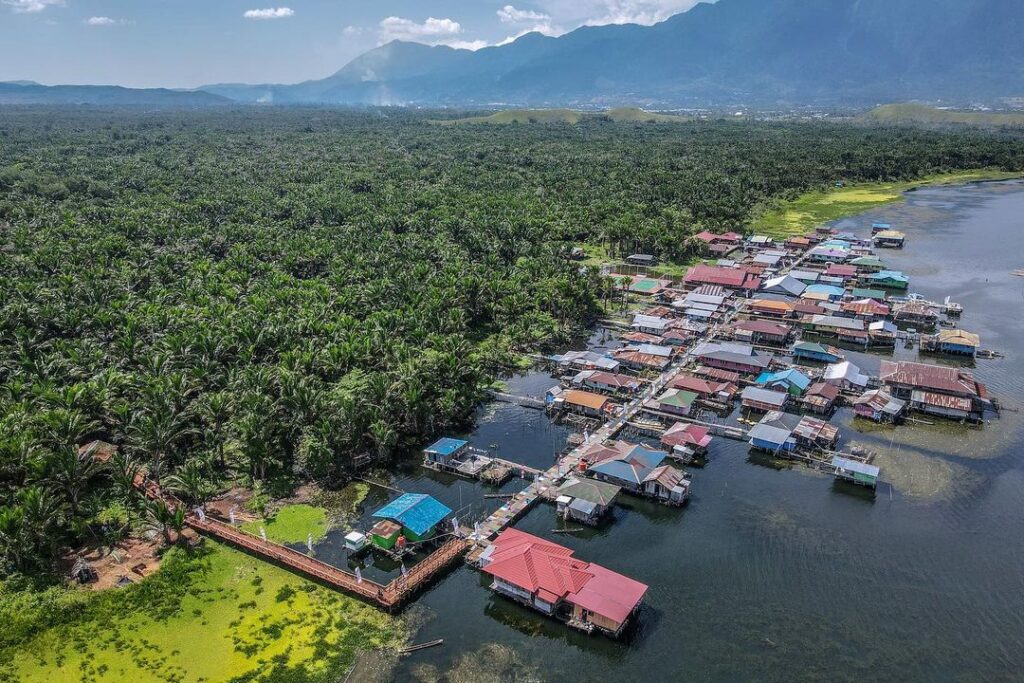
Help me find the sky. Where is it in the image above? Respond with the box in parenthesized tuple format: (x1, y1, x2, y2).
(0, 0, 711, 88)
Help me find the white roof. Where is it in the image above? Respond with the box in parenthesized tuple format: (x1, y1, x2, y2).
(632, 314, 669, 330)
(824, 361, 869, 387)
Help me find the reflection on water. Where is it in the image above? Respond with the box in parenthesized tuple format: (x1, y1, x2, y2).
(336, 181, 1024, 682)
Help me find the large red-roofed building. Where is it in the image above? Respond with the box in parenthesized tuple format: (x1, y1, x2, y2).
(683, 264, 761, 294)
(479, 528, 648, 636)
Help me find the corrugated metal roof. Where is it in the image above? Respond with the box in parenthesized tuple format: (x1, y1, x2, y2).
(372, 493, 452, 536)
(831, 456, 879, 478)
(741, 386, 788, 406)
(879, 361, 980, 396)
(563, 389, 611, 411)
(557, 477, 621, 506)
(425, 438, 468, 456)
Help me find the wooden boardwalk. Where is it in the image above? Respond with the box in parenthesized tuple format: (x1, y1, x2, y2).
(470, 250, 819, 548)
(83, 441, 467, 611)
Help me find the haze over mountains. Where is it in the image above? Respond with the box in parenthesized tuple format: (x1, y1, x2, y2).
(5, 0, 1024, 108)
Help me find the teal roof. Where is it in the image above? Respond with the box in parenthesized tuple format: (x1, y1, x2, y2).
(852, 288, 887, 300)
(869, 270, 909, 283)
(373, 494, 452, 536)
(758, 368, 811, 391)
(425, 438, 468, 456)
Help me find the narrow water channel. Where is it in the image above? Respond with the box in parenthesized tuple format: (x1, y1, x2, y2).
(341, 180, 1024, 682)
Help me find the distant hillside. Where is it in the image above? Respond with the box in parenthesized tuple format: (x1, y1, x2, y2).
(203, 0, 1024, 107)
(862, 104, 1024, 127)
(0, 82, 230, 106)
(438, 107, 689, 125)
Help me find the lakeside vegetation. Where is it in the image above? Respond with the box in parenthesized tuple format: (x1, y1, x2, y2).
(861, 104, 1024, 128)
(0, 542, 405, 683)
(2, 107, 1024, 679)
(753, 170, 1024, 238)
(241, 504, 330, 545)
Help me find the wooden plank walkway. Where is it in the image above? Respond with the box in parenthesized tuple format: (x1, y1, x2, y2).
(187, 512, 467, 610)
(469, 249, 820, 549)
(83, 441, 467, 611)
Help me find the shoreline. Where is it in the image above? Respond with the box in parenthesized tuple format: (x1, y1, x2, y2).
(752, 170, 1023, 238)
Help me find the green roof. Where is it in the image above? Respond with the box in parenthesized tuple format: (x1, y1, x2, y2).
(852, 288, 886, 300)
(659, 389, 698, 408)
(557, 478, 621, 506)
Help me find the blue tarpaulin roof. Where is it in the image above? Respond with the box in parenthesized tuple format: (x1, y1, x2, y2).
(424, 438, 467, 456)
(758, 368, 811, 391)
(373, 493, 452, 536)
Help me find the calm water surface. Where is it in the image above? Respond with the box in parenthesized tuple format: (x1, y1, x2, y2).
(342, 181, 1024, 682)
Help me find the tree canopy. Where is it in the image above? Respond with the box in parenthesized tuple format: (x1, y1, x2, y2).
(1, 106, 1022, 575)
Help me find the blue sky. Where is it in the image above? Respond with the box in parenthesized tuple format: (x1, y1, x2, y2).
(0, 0, 709, 88)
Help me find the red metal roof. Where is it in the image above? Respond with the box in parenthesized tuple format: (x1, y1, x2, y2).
(842, 299, 890, 316)
(880, 361, 980, 397)
(483, 529, 647, 624)
(694, 365, 742, 383)
(735, 320, 792, 336)
(806, 382, 839, 400)
(661, 422, 713, 449)
(824, 264, 857, 277)
(585, 371, 639, 389)
(684, 264, 761, 290)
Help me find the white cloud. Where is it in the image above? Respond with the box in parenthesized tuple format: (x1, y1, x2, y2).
(537, 0, 704, 27)
(495, 4, 564, 45)
(85, 16, 118, 26)
(497, 5, 551, 24)
(378, 16, 462, 43)
(342, 25, 365, 37)
(446, 39, 490, 51)
(243, 7, 294, 20)
(376, 16, 491, 49)
(2, 0, 64, 13)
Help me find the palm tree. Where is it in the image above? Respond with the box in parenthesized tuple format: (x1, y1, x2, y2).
(144, 499, 186, 546)
(164, 458, 215, 505)
(44, 446, 106, 517)
(109, 451, 143, 501)
(127, 407, 194, 485)
(367, 420, 397, 462)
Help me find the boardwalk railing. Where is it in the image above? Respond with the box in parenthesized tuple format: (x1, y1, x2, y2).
(84, 441, 467, 611)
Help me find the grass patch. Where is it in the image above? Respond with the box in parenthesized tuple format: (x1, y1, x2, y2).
(753, 170, 1022, 238)
(1, 542, 405, 683)
(861, 104, 1024, 128)
(581, 243, 695, 280)
(242, 504, 330, 544)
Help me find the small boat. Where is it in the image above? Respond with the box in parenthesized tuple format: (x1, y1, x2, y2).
(977, 349, 1004, 359)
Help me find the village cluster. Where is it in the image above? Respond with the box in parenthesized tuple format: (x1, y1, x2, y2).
(119, 220, 999, 642)
(397, 219, 1000, 637)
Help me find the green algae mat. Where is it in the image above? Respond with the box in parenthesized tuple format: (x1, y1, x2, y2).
(753, 170, 1021, 238)
(242, 504, 331, 545)
(1, 542, 404, 683)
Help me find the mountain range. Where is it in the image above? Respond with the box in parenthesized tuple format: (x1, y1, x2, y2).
(0, 82, 229, 106)
(7, 0, 1024, 108)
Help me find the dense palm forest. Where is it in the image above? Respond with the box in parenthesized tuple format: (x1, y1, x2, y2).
(1, 106, 1022, 576)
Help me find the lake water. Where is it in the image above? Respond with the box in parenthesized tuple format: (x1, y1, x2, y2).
(336, 181, 1024, 682)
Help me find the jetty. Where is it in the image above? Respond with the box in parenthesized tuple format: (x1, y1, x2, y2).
(85, 441, 466, 611)
(488, 390, 546, 410)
